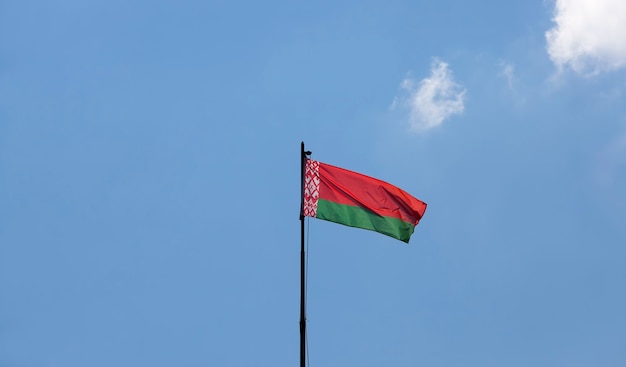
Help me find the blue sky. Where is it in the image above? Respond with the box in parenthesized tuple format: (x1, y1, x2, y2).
(1, 0, 626, 366)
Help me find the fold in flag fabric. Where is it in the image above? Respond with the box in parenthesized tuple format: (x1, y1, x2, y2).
(303, 159, 427, 243)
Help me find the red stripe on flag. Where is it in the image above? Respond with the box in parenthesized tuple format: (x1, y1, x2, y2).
(317, 161, 427, 225)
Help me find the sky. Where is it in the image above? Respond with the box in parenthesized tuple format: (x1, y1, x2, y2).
(1, 0, 626, 366)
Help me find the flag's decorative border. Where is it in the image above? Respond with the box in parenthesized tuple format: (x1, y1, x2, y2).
(303, 159, 320, 217)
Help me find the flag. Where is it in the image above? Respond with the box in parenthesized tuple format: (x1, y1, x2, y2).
(303, 158, 427, 243)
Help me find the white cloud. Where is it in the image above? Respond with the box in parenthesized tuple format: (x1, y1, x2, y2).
(546, 0, 626, 75)
(393, 59, 466, 132)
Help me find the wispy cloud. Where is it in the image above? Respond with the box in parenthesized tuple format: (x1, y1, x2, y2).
(392, 59, 466, 132)
(595, 121, 626, 188)
(498, 61, 515, 91)
(546, 0, 626, 75)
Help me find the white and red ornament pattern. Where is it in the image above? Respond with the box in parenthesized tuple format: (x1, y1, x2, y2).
(303, 159, 320, 217)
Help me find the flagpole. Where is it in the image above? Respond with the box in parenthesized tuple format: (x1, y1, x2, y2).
(300, 142, 310, 367)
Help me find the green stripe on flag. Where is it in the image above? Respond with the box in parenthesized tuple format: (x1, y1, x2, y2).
(316, 199, 415, 243)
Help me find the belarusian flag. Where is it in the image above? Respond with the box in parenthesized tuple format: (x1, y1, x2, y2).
(303, 159, 427, 243)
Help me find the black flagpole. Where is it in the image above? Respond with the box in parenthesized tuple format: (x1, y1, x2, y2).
(300, 142, 310, 367)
